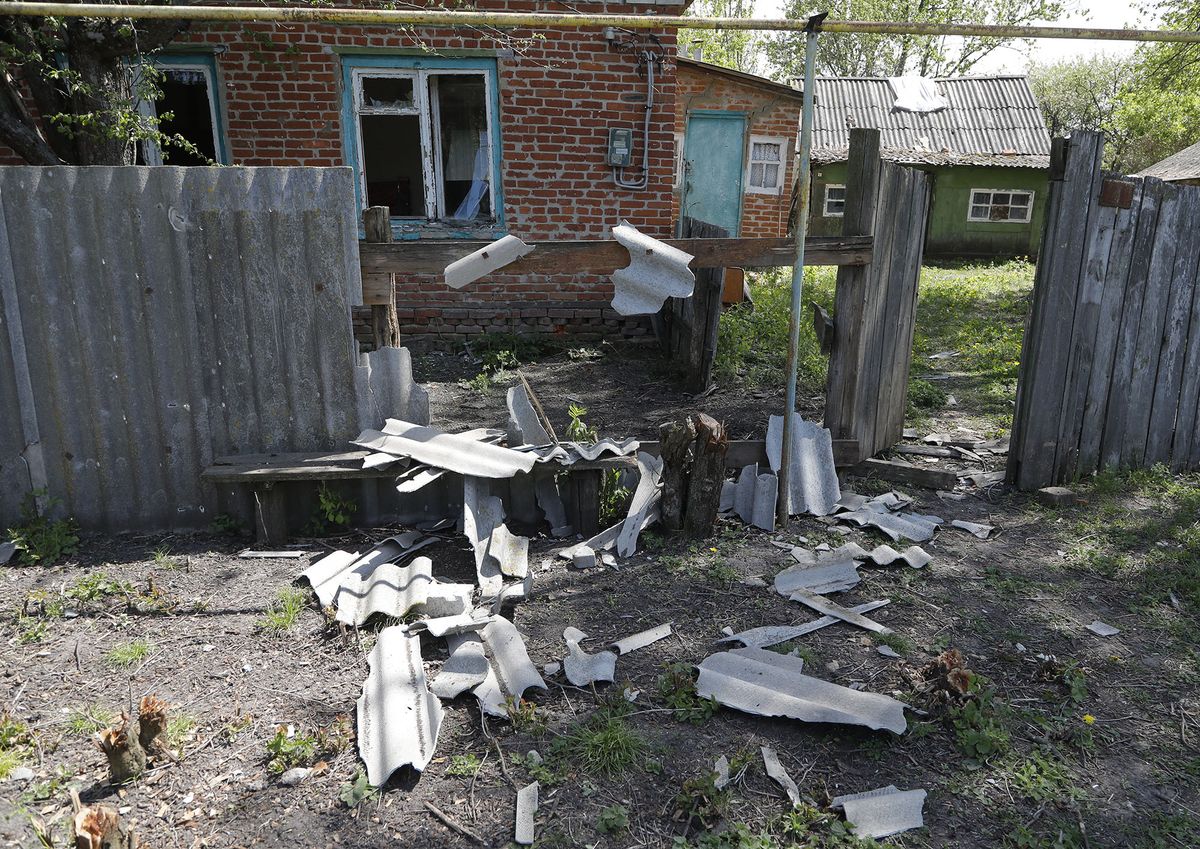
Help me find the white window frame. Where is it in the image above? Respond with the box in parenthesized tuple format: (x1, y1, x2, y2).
(136, 61, 226, 166)
(351, 66, 498, 221)
(823, 184, 846, 217)
(745, 134, 786, 195)
(674, 132, 685, 188)
(966, 188, 1035, 223)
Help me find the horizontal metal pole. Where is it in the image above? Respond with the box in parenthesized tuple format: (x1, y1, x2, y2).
(2, 3, 1200, 43)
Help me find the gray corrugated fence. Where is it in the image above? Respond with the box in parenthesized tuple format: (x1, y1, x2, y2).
(0, 166, 420, 531)
(1008, 131, 1200, 489)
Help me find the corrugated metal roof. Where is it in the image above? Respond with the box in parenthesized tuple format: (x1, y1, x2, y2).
(1138, 140, 1200, 182)
(812, 76, 1052, 167)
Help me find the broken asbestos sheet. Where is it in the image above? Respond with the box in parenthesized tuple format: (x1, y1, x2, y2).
(444, 235, 534, 289)
(330, 556, 436, 626)
(950, 518, 997, 539)
(834, 786, 927, 839)
(788, 588, 892, 634)
(562, 627, 618, 686)
(356, 626, 443, 784)
(463, 478, 529, 595)
(761, 746, 802, 806)
(515, 781, 539, 845)
(354, 419, 536, 479)
(506, 384, 551, 447)
(717, 601, 891, 649)
(776, 545, 867, 596)
(301, 532, 436, 608)
(863, 544, 931, 569)
(766, 414, 841, 516)
(612, 623, 673, 655)
(610, 221, 695, 315)
(617, 452, 664, 557)
(430, 632, 491, 699)
(477, 616, 547, 715)
(696, 647, 908, 733)
(725, 464, 779, 532)
(838, 508, 943, 543)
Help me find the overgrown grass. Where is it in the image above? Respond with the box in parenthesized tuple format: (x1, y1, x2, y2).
(550, 702, 648, 777)
(105, 639, 153, 668)
(258, 587, 310, 633)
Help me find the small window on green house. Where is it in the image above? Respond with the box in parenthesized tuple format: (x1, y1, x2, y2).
(823, 184, 846, 217)
(968, 189, 1033, 223)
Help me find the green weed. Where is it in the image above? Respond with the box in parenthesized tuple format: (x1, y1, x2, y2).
(66, 704, 117, 735)
(596, 803, 630, 834)
(673, 768, 730, 831)
(876, 632, 914, 655)
(551, 703, 647, 777)
(105, 639, 153, 668)
(950, 675, 1011, 761)
(210, 513, 243, 535)
(165, 714, 198, 753)
(566, 403, 598, 443)
(656, 662, 719, 724)
(0, 713, 32, 779)
(258, 587, 310, 633)
(5, 490, 79, 565)
(338, 769, 378, 807)
(446, 753, 483, 777)
(265, 726, 317, 775)
(1004, 749, 1081, 803)
(152, 546, 180, 570)
(15, 616, 47, 644)
(505, 697, 546, 735)
(303, 483, 355, 536)
(66, 572, 133, 604)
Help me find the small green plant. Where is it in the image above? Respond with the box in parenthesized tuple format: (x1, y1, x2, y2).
(258, 586, 310, 633)
(151, 546, 180, 570)
(1006, 749, 1081, 803)
(210, 513, 243, 535)
(674, 769, 729, 830)
(65, 572, 133, 604)
(105, 639, 153, 668)
(222, 713, 254, 743)
(303, 483, 355, 536)
(907, 377, 948, 412)
(0, 712, 33, 780)
(600, 468, 632, 525)
(876, 632, 915, 655)
(5, 490, 79, 565)
(165, 714, 198, 754)
(338, 769, 378, 807)
(315, 714, 354, 754)
(514, 750, 563, 785)
(950, 676, 1011, 760)
(657, 663, 719, 724)
(552, 703, 647, 777)
(461, 371, 494, 395)
(15, 616, 47, 644)
(565, 403, 598, 443)
(265, 726, 318, 775)
(447, 753, 483, 777)
(505, 696, 546, 735)
(66, 704, 117, 735)
(596, 803, 630, 834)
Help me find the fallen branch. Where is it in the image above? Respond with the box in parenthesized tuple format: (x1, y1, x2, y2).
(424, 801, 485, 845)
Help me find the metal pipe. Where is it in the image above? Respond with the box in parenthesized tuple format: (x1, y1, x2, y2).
(614, 50, 655, 190)
(776, 18, 820, 530)
(4, 3, 1200, 43)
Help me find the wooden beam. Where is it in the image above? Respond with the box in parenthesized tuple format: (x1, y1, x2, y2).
(847, 457, 958, 490)
(358, 235, 872, 276)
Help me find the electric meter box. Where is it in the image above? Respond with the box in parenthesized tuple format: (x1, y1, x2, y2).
(607, 128, 633, 167)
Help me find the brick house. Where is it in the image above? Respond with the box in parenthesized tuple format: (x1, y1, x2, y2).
(1, 2, 695, 344)
(672, 57, 802, 239)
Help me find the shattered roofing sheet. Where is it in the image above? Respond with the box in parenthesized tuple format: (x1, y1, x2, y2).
(863, 544, 931, 568)
(444, 234, 534, 289)
(774, 559, 861, 596)
(562, 627, 617, 686)
(841, 787, 927, 839)
(612, 623, 673, 655)
(696, 647, 908, 733)
(838, 509, 943, 542)
(767, 414, 841, 516)
(506, 384, 551, 447)
(788, 588, 892, 634)
(610, 221, 696, 316)
(761, 746, 802, 806)
(430, 632, 490, 699)
(731, 464, 778, 532)
(481, 616, 547, 702)
(717, 600, 891, 648)
(331, 556, 435, 626)
(463, 479, 506, 596)
(301, 532, 435, 608)
(522, 438, 641, 465)
(617, 452, 664, 557)
(354, 419, 536, 479)
(357, 626, 443, 784)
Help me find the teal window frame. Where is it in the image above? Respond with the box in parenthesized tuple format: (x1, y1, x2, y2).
(340, 54, 505, 238)
(141, 53, 230, 165)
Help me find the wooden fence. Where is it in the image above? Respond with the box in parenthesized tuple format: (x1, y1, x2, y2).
(824, 128, 932, 464)
(1009, 131, 1200, 489)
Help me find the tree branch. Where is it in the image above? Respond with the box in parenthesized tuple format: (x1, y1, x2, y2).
(0, 71, 59, 164)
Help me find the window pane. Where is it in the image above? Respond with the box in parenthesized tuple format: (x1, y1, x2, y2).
(435, 74, 491, 220)
(1009, 193, 1030, 208)
(752, 142, 781, 162)
(750, 162, 765, 186)
(361, 76, 415, 110)
(762, 163, 779, 187)
(970, 205, 989, 219)
(361, 114, 425, 217)
(156, 68, 217, 165)
(971, 190, 990, 205)
(989, 205, 1009, 221)
(828, 186, 845, 200)
(992, 192, 1011, 205)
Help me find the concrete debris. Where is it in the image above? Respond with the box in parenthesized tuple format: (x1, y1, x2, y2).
(1037, 485, 1078, 506)
(838, 509, 943, 542)
(696, 647, 908, 733)
(430, 633, 491, 699)
(506, 384, 551, 447)
(862, 544, 931, 569)
(472, 661, 509, 717)
(331, 556, 435, 626)
(791, 542, 869, 565)
(0, 541, 14, 565)
(950, 519, 996, 539)
(481, 616, 548, 704)
(937, 490, 966, 501)
(788, 588, 892, 634)
(491, 523, 530, 579)
(766, 413, 841, 517)
(571, 546, 598, 570)
(837, 786, 926, 839)
(716, 603, 892, 649)
(963, 470, 1006, 487)
(617, 452, 664, 557)
(877, 645, 901, 659)
(557, 504, 660, 562)
(279, 766, 313, 786)
(514, 781, 540, 845)
(612, 623, 673, 655)
(1087, 620, 1120, 637)
(714, 755, 731, 789)
(623, 687, 640, 702)
(731, 464, 779, 532)
(610, 220, 695, 315)
(355, 418, 536, 479)
(302, 532, 436, 608)
(445, 234, 534, 289)
(8, 766, 33, 782)
(523, 437, 641, 465)
(239, 549, 308, 559)
(775, 559, 861, 596)
(761, 746, 801, 806)
(562, 626, 618, 686)
(357, 626, 443, 784)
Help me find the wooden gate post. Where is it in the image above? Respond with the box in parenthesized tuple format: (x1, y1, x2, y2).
(362, 206, 400, 350)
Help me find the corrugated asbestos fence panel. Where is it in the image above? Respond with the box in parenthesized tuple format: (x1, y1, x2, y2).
(0, 166, 365, 530)
(1008, 132, 1200, 489)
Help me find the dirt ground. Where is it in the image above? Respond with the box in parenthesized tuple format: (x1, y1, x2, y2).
(2, 341, 1197, 849)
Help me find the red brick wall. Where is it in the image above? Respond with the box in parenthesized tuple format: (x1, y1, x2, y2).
(0, 1, 682, 347)
(672, 62, 800, 238)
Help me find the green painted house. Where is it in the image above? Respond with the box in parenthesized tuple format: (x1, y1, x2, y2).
(806, 75, 1052, 259)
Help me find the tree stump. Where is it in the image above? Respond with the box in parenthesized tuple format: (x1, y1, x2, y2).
(97, 713, 146, 784)
(658, 413, 727, 539)
(658, 416, 697, 533)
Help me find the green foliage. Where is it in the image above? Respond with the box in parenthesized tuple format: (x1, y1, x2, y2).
(258, 587, 310, 633)
(265, 726, 318, 775)
(679, 0, 763, 73)
(505, 696, 547, 735)
(66, 704, 117, 735)
(446, 753, 483, 777)
(600, 468, 632, 526)
(338, 770, 379, 807)
(6, 490, 79, 565)
(151, 546, 180, 570)
(949, 676, 1011, 760)
(907, 378, 947, 413)
(0, 713, 33, 780)
(595, 803, 630, 834)
(656, 663, 719, 724)
(67, 573, 133, 603)
(105, 639, 153, 668)
(714, 267, 834, 393)
(303, 483, 355, 536)
(1005, 749, 1081, 803)
(1028, 55, 1137, 170)
(165, 714, 198, 753)
(875, 632, 914, 656)
(674, 769, 729, 830)
(566, 403, 598, 443)
(210, 513, 244, 536)
(551, 703, 647, 777)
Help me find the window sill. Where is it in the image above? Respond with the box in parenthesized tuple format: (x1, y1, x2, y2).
(389, 219, 508, 241)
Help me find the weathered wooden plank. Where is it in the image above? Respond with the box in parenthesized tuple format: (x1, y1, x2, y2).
(885, 171, 931, 448)
(849, 457, 958, 490)
(358, 235, 873, 276)
(824, 129, 882, 454)
(1146, 188, 1200, 465)
(676, 218, 726, 393)
(1171, 206, 1200, 471)
(1076, 178, 1144, 476)
(1099, 178, 1166, 468)
(1120, 180, 1181, 468)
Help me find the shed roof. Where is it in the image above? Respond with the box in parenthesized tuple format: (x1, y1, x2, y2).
(677, 56, 806, 102)
(1137, 140, 1200, 182)
(812, 75, 1052, 168)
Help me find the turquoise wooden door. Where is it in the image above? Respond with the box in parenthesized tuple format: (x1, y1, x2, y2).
(682, 111, 746, 236)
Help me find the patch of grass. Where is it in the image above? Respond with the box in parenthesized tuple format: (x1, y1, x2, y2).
(5, 489, 79, 565)
(656, 662, 719, 724)
(165, 714, 198, 753)
(446, 753, 483, 777)
(460, 371, 496, 395)
(210, 513, 244, 536)
(907, 377, 948, 413)
(595, 803, 629, 835)
(151, 546, 180, 570)
(505, 697, 546, 735)
(258, 586, 310, 633)
(875, 632, 914, 655)
(1003, 749, 1081, 803)
(0, 712, 33, 779)
(105, 639, 153, 668)
(66, 704, 117, 735)
(15, 615, 47, 644)
(551, 703, 647, 777)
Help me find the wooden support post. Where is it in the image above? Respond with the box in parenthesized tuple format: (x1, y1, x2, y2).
(252, 483, 288, 546)
(363, 206, 400, 350)
(658, 416, 698, 532)
(567, 469, 602, 537)
(658, 414, 727, 539)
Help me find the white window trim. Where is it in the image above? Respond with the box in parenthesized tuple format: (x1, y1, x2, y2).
(674, 132, 685, 188)
(823, 183, 846, 217)
(351, 66, 497, 221)
(966, 188, 1035, 223)
(745, 134, 786, 196)
(136, 62, 225, 166)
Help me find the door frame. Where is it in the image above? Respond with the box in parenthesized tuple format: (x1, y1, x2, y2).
(682, 109, 747, 237)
